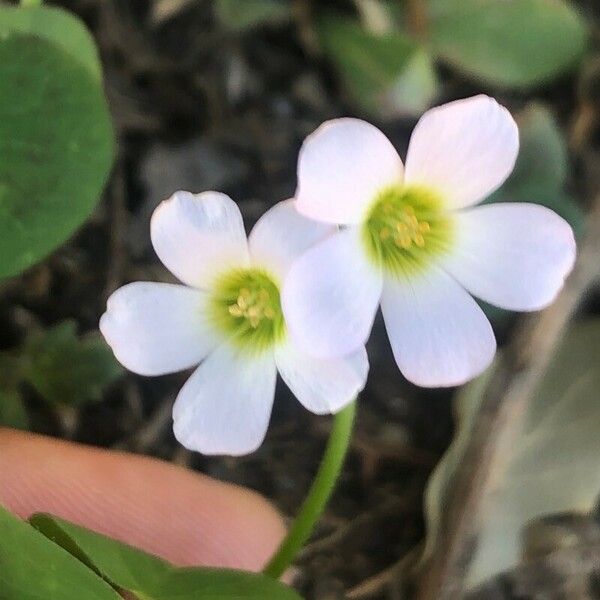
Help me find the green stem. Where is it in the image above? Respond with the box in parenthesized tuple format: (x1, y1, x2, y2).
(263, 400, 357, 579)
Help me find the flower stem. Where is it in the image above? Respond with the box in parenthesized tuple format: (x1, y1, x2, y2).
(263, 400, 357, 579)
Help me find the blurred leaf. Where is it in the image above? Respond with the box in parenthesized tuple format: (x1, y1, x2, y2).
(428, 0, 588, 88)
(30, 514, 170, 592)
(214, 0, 291, 31)
(0, 5, 101, 79)
(388, 48, 439, 116)
(31, 514, 304, 599)
(423, 320, 600, 589)
(318, 14, 439, 117)
(510, 104, 568, 190)
(150, 569, 304, 600)
(0, 31, 114, 279)
(0, 505, 121, 599)
(0, 353, 29, 429)
(0, 388, 28, 430)
(488, 104, 585, 236)
(23, 321, 122, 407)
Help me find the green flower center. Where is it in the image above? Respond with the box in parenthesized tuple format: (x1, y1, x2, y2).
(362, 185, 454, 276)
(209, 268, 285, 352)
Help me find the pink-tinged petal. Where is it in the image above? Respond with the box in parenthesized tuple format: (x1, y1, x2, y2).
(381, 269, 496, 387)
(404, 95, 519, 209)
(100, 282, 219, 376)
(173, 344, 276, 456)
(443, 203, 576, 311)
(296, 118, 404, 224)
(282, 227, 383, 358)
(275, 342, 368, 415)
(248, 199, 335, 281)
(151, 191, 249, 289)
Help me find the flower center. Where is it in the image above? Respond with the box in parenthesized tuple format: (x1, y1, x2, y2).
(362, 185, 454, 276)
(209, 268, 285, 352)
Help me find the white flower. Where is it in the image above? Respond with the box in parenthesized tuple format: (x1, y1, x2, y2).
(283, 95, 576, 387)
(100, 193, 369, 455)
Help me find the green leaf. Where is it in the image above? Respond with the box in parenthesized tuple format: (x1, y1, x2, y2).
(0, 31, 114, 279)
(0, 353, 29, 429)
(423, 320, 600, 589)
(214, 0, 291, 31)
(148, 568, 304, 599)
(31, 514, 304, 599)
(318, 14, 438, 117)
(0, 505, 121, 599)
(22, 321, 122, 407)
(0, 5, 101, 79)
(0, 388, 29, 430)
(488, 104, 585, 236)
(428, 0, 588, 88)
(509, 104, 568, 191)
(30, 514, 170, 592)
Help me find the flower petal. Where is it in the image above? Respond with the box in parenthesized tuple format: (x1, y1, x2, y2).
(100, 282, 219, 376)
(296, 118, 404, 224)
(381, 269, 496, 387)
(282, 227, 383, 358)
(172, 344, 276, 456)
(443, 203, 576, 311)
(151, 191, 249, 288)
(248, 199, 335, 281)
(404, 95, 519, 209)
(275, 342, 368, 415)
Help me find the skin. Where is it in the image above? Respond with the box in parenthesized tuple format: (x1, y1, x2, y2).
(0, 428, 287, 572)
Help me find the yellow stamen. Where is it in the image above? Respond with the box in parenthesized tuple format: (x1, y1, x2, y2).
(228, 304, 243, 317)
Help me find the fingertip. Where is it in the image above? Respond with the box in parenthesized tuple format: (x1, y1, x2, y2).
(0, 428, 286, 571)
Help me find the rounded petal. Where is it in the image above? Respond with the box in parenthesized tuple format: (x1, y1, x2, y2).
(275, 343, 368, 415)
(282, 227, 383, 358)
(296, 118, 404, 224)
(381, 269, 496, 387)
(404, 95, 519, 209)
(100, 282, 219, 376)
(172, 344, 277, 456)
(248, 199, 335, 281)
(443, 203, 576, 311)
(151, 191, 249, 288)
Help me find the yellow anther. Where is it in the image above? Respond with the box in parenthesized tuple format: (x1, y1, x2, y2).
(419, 221, 430, 233)
(228, 304, 244, 317)
(414, 233, 425, 247)
(395, 236, 412, 249)
(247, 306, 261, 318)
(396, 222, 408, 233)
(408, 215, 419, 228)
(379, 227, 391, 240)
(404, 206, 415, 215)
(249, 316, 260, 328)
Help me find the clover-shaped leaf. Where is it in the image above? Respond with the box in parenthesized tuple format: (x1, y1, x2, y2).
(0, 7, 114, 279)
(22, 321, 122, 407)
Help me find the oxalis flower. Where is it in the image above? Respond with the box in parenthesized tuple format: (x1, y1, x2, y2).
(283, 95, 576, 387)
(100, 193, 368, 455)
